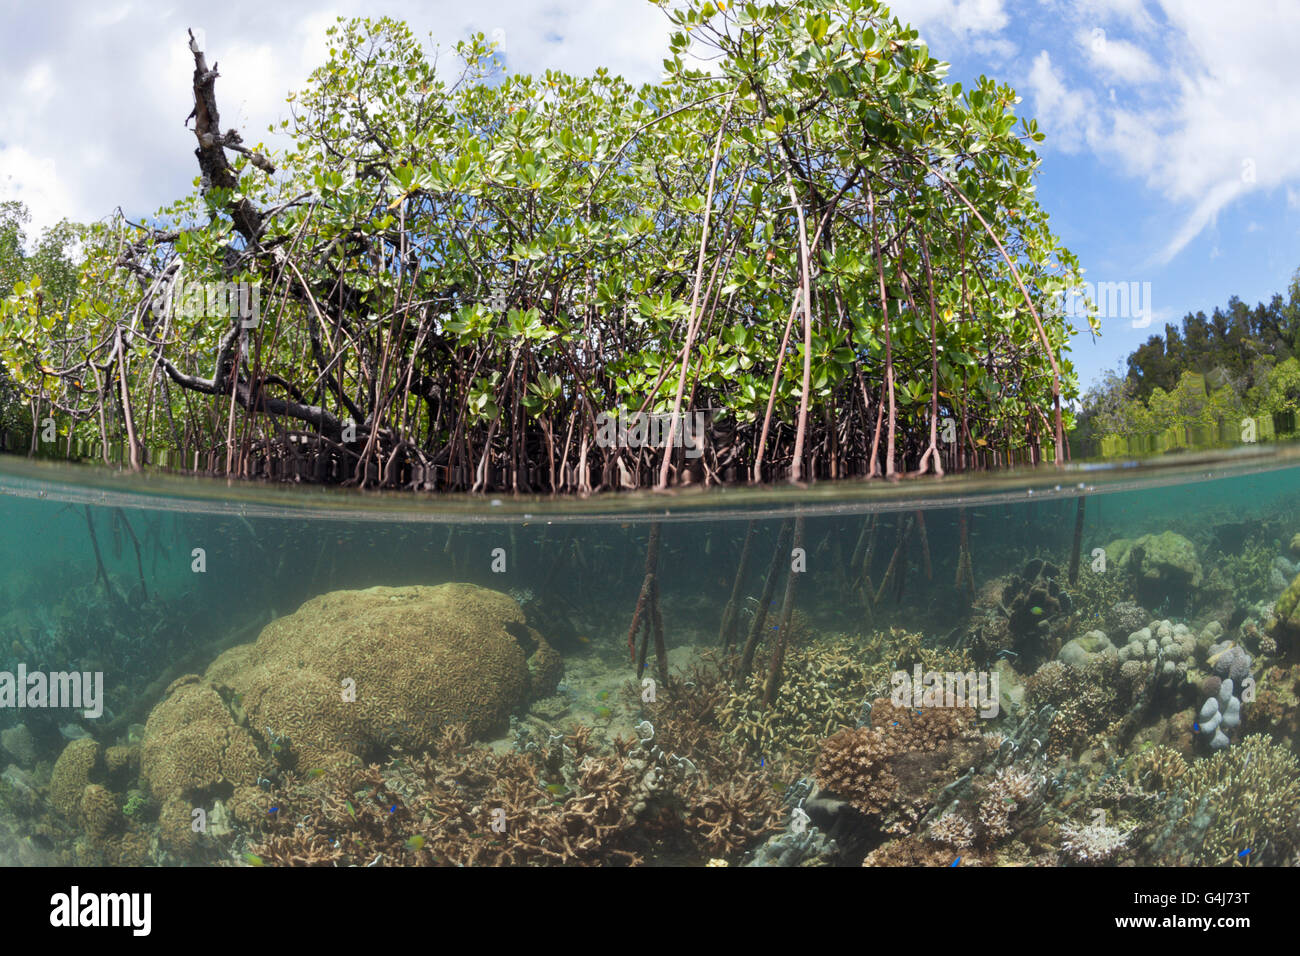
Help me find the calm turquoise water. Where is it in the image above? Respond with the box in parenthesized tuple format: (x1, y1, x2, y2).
(1, 448, 1298, 866)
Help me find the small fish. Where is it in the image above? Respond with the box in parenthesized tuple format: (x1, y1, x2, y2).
(59, 723, 90, 741)
(594, 706, 613, 720)
(405, 836, 425, 851)
(243, 852, 265, 867)
(544, 783, 569, 796)
(304, 768, 326, 780)
(576, 635, 591, 646)
(345, 801, 356, 819)
(595, 690, 612, 702)
(1029, 606, 1043, 616)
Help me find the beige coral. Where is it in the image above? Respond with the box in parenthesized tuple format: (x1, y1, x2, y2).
(141, 584, 563, 809)
(140, 675, 264, 804)
(49, 738, 100, 819)
(79, 783, 121, 844)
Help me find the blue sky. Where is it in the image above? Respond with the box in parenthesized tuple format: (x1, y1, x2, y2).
(2, 0, 1298, 392)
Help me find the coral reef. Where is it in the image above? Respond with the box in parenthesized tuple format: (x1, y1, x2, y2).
(1106, 601, 1151, 639)
(1024, 661, 1121, 758)
(1059, 821, 1129, 864)
(1105, 532, 1203, 609)
(1157, 734, 1300, 865)
(1196, 678, 1242, 750)
(1267, 570, 1300, 658)
(1207, 639, 1252, 683)
(0, 725, 36, 768)
(140, 676, 265, 808)
(49, 738, 101, 819)
(718, 638, 872, 762)
(140, 584, 563, 810)
(1113, 619, 1197, 694)
(814, 699, 983, 832)
(247, 720, 782, 866)
(999, 559, 1074, 665)
(1058, 630, 1116, 667)
(79, 784, 121, 844)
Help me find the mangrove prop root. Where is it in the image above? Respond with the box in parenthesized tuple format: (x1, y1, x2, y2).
(84, 507, 128, 613)
(114, 507, 149, 602)
(915, 509, 932, 582)
(955, 508, 976, 603)
(874, 515, 913, 606)
(857, 514, 880, 608)
(736, 519, 793, 690)
(762, 515, 805, 709)
(628, 523, 664, 679)
(1068, 496, 1086, 585)
(718, 521, 758, 648)
(849, 518, 870, 576)
(651, 584, 667, 685)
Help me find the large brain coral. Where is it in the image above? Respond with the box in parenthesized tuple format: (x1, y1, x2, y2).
(140, 675, 264, 804)
(141, 584, 561, 807)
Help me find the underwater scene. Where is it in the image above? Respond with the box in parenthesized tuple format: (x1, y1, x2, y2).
(0, 450, 1297, 868)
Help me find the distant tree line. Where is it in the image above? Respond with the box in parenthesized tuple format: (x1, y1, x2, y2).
(1073, 267, 1300, 454)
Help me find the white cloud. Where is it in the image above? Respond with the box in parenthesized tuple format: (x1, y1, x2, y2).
(1073, 0, 1159, 35)
(892, 0, 1009, 36)
(1077, 29, 1158, 83)
(892, 0, 1016, 57)
(0, 146, 80, 234)
(1026, 0, 1300, 264)
(1026, 51, 1098, 153)
(0, 0, 670, 239)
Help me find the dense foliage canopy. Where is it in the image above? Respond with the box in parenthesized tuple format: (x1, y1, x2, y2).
(1, 0, 1089, 491)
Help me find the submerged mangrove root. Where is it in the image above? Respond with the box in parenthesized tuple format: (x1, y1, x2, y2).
(736, 519, 793, 691)
(954, 507, 977, 604)
(874, 514, 914, 606)
(718, 521, 758, 649)
(1068, 496, 1086, 585)
(855, 514, 880, 611)
(627, 523, 668, 683)
(84, 507, 129, 614)
(762, 515, 805, 708)
(915, 510, 932, 581)
(114, 507, 149, 602)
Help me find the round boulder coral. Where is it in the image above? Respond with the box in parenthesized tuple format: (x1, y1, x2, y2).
(140, 675, 264, 805)
(49, 738, 100, 819)
(208, 583, 561, 769)
(79, 783, 120, 844)
(141, 583, 562, 807)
